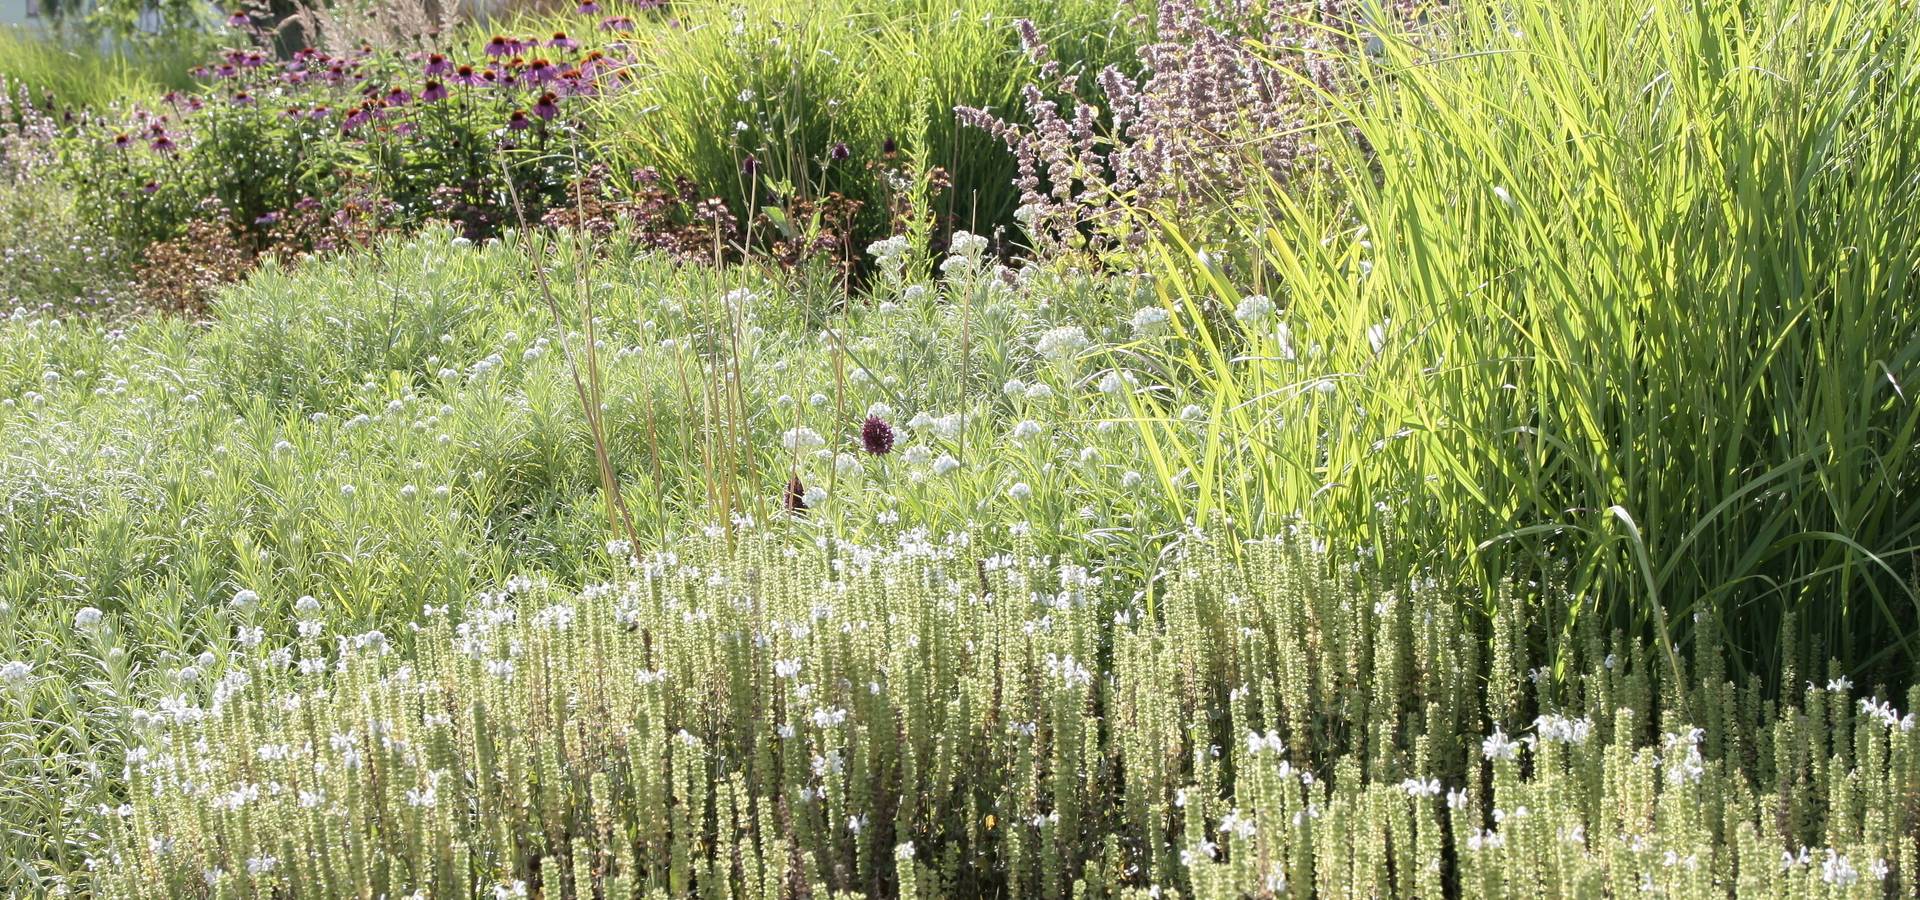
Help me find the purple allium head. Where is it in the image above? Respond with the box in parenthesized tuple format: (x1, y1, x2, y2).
(828, 141, 850, 162)
(785, 474, 808, 514)
(861, 416, 895, 455)
(881, 136, 898, 155)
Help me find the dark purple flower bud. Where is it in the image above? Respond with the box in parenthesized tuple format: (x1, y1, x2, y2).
(861, 416, 895, 455)
(829, 141, 849, 162)
(740, 154, 759, 177)
(882, 136, 897, 155)
(785, 474, 808, 514)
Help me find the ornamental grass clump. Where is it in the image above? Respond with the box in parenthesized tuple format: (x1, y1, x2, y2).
(1128, 0, 1920, 689)
(93, 531, 1919, 898)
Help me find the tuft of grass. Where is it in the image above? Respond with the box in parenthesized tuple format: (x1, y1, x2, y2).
(0, 26, 205, 112)
(1133, 0, 1920, 688)
(573, 0, 1140, 250)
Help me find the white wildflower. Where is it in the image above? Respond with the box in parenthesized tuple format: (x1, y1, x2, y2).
(1034, 326, 1090, 361)
(1233, 294, 1275, 324)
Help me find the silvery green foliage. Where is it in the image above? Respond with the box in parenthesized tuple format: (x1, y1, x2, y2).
(93, 533, 1918, 898)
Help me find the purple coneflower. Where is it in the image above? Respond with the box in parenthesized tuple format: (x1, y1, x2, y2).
(225, 10, 248, 28)
(861, 416, 895, 455)
(452, 64, 482, 86)
(112, 132, 132, 150)
(384, 87, 411, 106)
(142, 180, 161, 194)
(506, 109, 532, 130)
(599, 15, 633, 31)
(241, 51, 267, 68)
(421, 80, 448, 103)
(576, 0, 599, 13)
(342, 104, 375, 132)
(150, 134, 177, 154)
(254, 211, 281, 226)
(531, 92, 560, 120)
(424, 53, 452, 77)
(485, 35, 513, 57)
(548, 31, 577, 50)
(231, 91, 255, 107)
(525, 58, 555, 84)
(307, 105, 331, 120)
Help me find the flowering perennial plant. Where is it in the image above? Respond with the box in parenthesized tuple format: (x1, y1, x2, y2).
(88, 533, 1920, 898)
